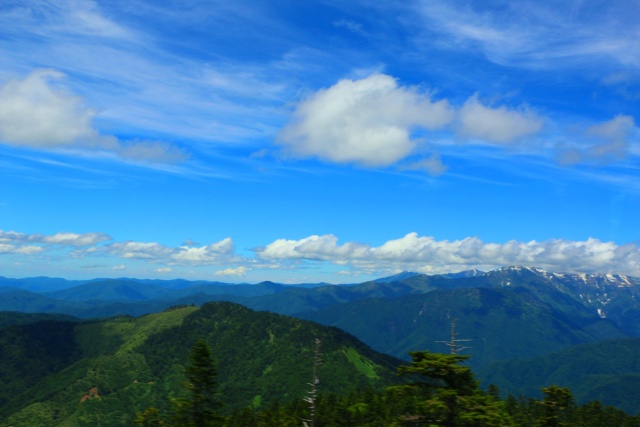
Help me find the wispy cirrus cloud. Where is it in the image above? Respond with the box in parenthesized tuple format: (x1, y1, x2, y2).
(416, 0, 640, 69)
(0, 0, 300, 147)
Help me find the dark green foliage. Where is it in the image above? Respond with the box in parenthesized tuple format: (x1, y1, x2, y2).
(135, 407, 165, 426)
(0, 302, 401, 425)
(0, 311, 79, 329)
(535, 386, 575, 427)
(504, 392, 640, 427)
(223, 378, 640, 427)
(298, 286, 621, 369)
(390, 350, 514, 426)
(138, 302, 400, 411)
(170, 339, 224, 426)
(0, 320, 81, 411)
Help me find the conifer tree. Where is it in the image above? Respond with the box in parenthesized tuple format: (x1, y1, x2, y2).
(535, 386, 574, 427)
(392, 350, 514, 427)
(171, 339, 224, 427)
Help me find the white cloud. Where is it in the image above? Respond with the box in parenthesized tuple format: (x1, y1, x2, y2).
(558, 115, 637, 164)
(2, 228, 639, 277)
(156, 267, 172, 273)
(257, 232, 640, 276)
(457, 95, 543, 144)
(402, 153, 448, 176)
(0, 228, 243, 270)
(588, 115, 635, 141)
(0, 70, 189, 163)
(587, 114, 635, 161)
(68, 0, 131, 38)
(258, 234, 369, 261)
(277, 74, 553, 172)
(278, 74, 454, 167)
(0, 243, 44, 255)
(215, 266, 249, 277)
(0, 230, 111, 246)
(100, 237, 236, 266)
(172, 238, 235, 264)
(418, 0, 640, 69)
(0, 69, 96, 147)
(103, 241, 175, 260)
(41, 232, 111, 246)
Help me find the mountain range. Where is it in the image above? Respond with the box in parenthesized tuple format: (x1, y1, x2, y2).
(2, 266, 640, 416)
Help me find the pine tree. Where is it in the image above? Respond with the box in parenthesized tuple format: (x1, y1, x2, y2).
(535, 386, 574, 427)
(391, 350, 514, 426)
(171, 339, 224, 427)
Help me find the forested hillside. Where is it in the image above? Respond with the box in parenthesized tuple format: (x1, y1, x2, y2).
(0, 302, 400, 426)
(3, 268, 640, 424)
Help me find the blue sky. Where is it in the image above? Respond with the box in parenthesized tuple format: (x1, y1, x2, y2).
(1, 0, 639, 282)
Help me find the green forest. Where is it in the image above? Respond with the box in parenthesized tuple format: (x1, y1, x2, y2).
(136, 340, 640, 427)
(1, 301, 639, 426)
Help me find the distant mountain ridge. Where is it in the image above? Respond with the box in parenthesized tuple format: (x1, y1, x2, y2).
(2, 266, 639, 322)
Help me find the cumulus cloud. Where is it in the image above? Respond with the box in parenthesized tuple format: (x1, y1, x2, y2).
(0, 69, 96, 147)
(278, 74, 454, 167)
(0, 230, 105, 256)
(99, 237, 236, 266)
(277, 74, 551, 173)
(0, 70, 189, 163)
(457, 95, 543, 144)
(0, 230, 111, 246)
(41, 232, 111, 246)
(0, 228, 242, 270)
(172, 238, 235, 264)
(258, 234, 369, 261)
(0, 243, 44, 255)
(5, 228, 639, 277)
(102, 241, 175, 260)
(278, 73, 637, 173)
(257, 233, 640, 276)
(215, 266, 249, 277)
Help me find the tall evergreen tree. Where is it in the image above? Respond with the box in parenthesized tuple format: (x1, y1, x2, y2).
(392, 350, 514, 426)
(171, 339, 224, 427)
(535, 386, 574, 427)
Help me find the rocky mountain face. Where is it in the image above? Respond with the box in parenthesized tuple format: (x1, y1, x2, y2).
(479, 266, 640, 335)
